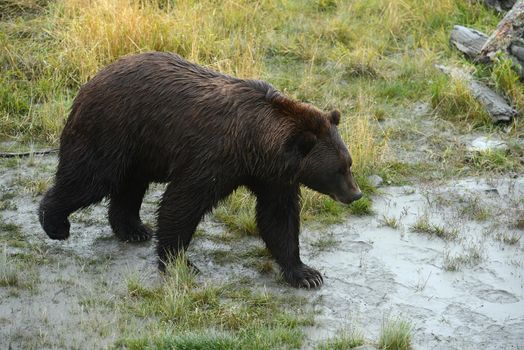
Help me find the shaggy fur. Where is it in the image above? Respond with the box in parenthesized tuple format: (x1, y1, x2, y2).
(39, 52, 361, 288)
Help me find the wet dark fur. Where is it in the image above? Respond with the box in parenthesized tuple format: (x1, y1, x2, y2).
(39, 52, 360, 288)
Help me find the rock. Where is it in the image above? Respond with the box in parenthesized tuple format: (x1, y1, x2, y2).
(367, 174, 384, 188)
(485, 188, 500, 196)
(436, 65, 518, 122)
(484, 0, 517, 13)
(468, 137, 508, 152)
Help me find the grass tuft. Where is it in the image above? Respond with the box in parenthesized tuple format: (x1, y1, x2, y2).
(494, 232, 521, 246)
(379, 215, 400, 229)
(468, 149, 521, 173)
(430, 74, 490, 126)
(410, 216, 458, 240)
(213, 188, 257, 236)
(378, 318, 412, 350)
(491, 55, 524, 114)
(316, 329, 365, 349)
(443, 245, 483, 271)
(0, 245, 19, 287)
(349, 197, 373, 216)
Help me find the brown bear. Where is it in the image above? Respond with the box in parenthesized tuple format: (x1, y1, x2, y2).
(39, 52, 362, 288)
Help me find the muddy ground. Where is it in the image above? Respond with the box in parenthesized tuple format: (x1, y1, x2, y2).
(0, 152, 522, 349)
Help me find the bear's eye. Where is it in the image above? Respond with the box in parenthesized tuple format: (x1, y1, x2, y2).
(338, 166, 347, 175)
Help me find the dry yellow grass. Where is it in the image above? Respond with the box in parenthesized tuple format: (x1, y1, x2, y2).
(53, 0, 268, 81)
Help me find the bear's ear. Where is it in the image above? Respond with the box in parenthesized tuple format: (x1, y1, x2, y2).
(329, 110, 341, 126)
(294, 131, 317, 156)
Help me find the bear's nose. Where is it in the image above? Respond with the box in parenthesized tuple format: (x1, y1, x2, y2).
(351, 192, 362, 202)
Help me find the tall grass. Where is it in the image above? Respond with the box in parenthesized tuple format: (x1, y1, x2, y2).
(54, 0, 268, 82)
(0, 0, 508, 222)
(1, 0, 503, 143)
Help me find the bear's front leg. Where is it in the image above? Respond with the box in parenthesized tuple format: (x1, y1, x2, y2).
(253, 184, 323, 289)
(156, 180, 217, 272)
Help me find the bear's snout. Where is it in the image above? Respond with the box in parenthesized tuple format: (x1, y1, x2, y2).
(349, 191, 362, 203)
(331, 191, 362, 205)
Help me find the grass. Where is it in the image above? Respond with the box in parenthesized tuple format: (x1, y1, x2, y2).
(115, 256, 313, 349)
(378, 318, 413, 350)
(431, 73, 491, 126)
(213, 188, 258, 236)
(443, 245, 484, 271)
(310, 233, 340, 252)
(316, 329, 365, 350)
(410, 216, 459, 241)
(491, 56, 524, 114)
(495, 231, 521, 246)
(0, 245, 19, 287)
(12, 175, 51, 197)
(457, 195, 491, 221)
(468, 149, 521, 173)
(0, 222, 29, 249)
(379, 215, 400, 229)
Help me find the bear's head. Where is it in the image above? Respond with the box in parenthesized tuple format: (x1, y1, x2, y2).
(294, 110, 362, 205)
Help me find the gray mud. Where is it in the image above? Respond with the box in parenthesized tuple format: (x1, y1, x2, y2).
(1, 155, 523, 349)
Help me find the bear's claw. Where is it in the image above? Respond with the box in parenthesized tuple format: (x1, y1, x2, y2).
(283, 264, 324, 289)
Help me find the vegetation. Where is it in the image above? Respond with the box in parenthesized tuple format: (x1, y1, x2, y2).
(378, 318, 413, 350)
(115, 257, 313, 349)
(0, 245, 18, 287)
(410, 215, 459, 240)
(443, 245, 484, 271)
(316, 329, 365, 350)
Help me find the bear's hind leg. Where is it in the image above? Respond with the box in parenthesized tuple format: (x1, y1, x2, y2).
(108, 178, 152, 243)
(39, 181, 106, 240)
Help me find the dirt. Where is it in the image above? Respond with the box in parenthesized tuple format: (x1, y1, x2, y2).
(1, 155, 523, 349)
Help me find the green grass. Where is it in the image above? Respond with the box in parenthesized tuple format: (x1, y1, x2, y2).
(316, 329, 365, 350)
(348, 197, 373, 216)
(213, 187, 258, 236)
(378, 318, 413, 350)
(430, 74, 491, 126)
(410, 216, 459, 241)
(379, 215, 400, 229)
(115, 257, 313, 349)
(468, 149, 521, 173)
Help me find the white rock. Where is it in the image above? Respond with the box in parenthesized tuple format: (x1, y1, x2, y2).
(468, 136, 508, 152)
(367, 174, 384, 188)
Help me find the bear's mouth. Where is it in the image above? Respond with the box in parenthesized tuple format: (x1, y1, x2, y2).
(329, 193, 353, 205)
(329, 193, 345, 204)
